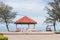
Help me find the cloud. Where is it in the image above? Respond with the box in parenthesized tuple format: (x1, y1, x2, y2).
(4, 0, 46, 10)
(4, 0, 47, 17)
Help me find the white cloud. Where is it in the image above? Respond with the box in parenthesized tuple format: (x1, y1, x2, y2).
(4, 0, 47, 17)
(5, 1, 46, 11)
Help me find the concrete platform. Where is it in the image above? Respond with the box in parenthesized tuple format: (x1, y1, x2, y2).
(0, 32, 54, 35)
(1, 32, 60, 40)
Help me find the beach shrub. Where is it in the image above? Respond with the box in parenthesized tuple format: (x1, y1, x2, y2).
(0, 33, 3, 35)
(0, 35, 8, 40)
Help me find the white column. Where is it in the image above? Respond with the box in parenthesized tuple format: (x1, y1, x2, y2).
(33, 24, 35, 29)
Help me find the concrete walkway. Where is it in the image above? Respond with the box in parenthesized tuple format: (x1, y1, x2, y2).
(2, 32, 60, 40)
(5, 34, 60, 40)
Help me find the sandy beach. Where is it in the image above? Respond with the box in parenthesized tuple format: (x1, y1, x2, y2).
(1, 32, 60, 40)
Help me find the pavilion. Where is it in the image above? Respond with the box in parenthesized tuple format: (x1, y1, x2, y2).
(14, 16, 37, 31)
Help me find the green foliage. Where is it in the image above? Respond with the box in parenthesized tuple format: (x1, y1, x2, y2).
(0, 2, 16, 23)
(46, 0, 60, 21)
(45, 0, 60, 31)
(0, 35, 8, 40)
(0, 2, 16, 31)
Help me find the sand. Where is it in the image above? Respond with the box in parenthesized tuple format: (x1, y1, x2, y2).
(2, 32, 60, 40)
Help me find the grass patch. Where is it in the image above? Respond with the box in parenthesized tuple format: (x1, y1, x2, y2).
(0, 35, 8, 40)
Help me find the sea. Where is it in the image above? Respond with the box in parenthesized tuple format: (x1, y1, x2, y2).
(0, 23, 60, 32)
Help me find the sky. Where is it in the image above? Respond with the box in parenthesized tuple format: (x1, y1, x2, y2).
(2, 0, 50, 24)
(0, 0, 60, 32)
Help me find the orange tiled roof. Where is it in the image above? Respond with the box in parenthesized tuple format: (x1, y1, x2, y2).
(15, 16, 37, 24)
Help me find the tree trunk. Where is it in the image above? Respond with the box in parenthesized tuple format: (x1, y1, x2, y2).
(53, 21, 56, 32)
(5, 21, 9, 31)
